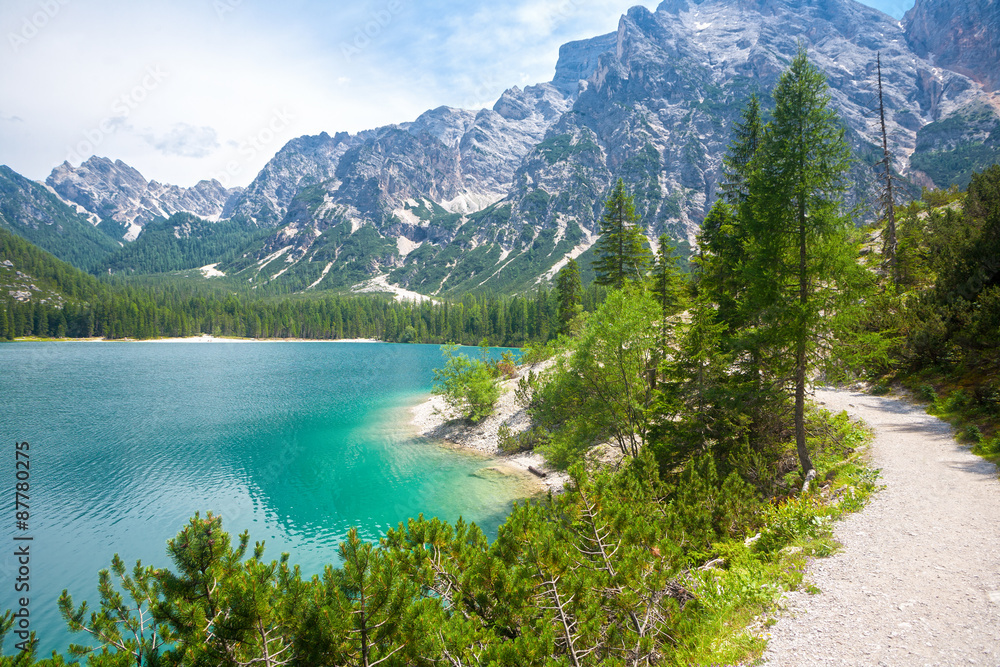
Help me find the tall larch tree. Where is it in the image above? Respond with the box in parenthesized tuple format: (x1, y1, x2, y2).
(743, 47, 864, 480)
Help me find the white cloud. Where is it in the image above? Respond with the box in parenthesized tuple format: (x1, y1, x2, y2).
(0, 0, 915, 187)
(143, 123, 220, 159)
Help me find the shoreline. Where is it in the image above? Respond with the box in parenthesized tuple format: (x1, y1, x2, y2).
(7, 335, 382, 343)
(410, 358, 568, 494)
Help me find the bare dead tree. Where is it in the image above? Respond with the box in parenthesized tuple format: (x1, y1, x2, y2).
(876, 52, 899, 284)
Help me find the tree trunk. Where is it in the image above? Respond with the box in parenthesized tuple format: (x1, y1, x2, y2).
(796, 201, 814, 477)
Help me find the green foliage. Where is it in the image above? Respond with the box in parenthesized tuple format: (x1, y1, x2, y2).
(972, 435, 1000, 457)
(0, 166, 119, 273)
(432, 343, 500, 422)
(649, 234, 688, 357)
(535, 132, 600, 165)
(519, 338, 563, 365)
(960, 424, 983, 443)
(555, 258, 582, 335)
(0, 229, 584, 347)
(592, 179, 651, 289)
(718, 93, 763, 206)
(6, 393, 878, 667)
(740, 48, 869, 475)
(534, 287, 660, 465)
(909, 101, 1000, 189)
(497, 423, 549, 455)
(910, 142, 1000, 191)
(58, 553, 170, 666)
(103, 214, 271, 275)
(918, 384, 938, 402)
(0, 610, 41, 665)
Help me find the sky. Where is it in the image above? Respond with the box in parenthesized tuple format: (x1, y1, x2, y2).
(0, 0, 915, 189)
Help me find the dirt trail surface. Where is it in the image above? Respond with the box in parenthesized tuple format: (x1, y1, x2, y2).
(761, 387, 1000, 666)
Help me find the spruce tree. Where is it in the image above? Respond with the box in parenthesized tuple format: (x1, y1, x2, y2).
(556, 258, 583, 335)
(718, 93, 763, 207)
(593, 179, 651, 289)
(649, 234, 687, 357)
(699, 93, 763, 336)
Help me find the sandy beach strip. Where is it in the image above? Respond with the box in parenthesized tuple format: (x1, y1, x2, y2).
(12, 335, 382, 343)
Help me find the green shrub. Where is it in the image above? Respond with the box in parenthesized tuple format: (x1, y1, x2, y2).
(752, 497, 830, 555)
(514, 370, 539, 409)
(933, 389, 971, 415)
(918, 384, 937, 402)
(520, 338, 560, 365)
(961, 424, 983, 443)
(972, 436, 1000, 456)
(493, 350, 519, 379)
(974, 381, 1000, 414)
(497, 424, 549, 455)
(432, 344, 500, 422)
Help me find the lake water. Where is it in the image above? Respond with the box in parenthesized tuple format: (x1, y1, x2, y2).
(0, 341, 529, 656)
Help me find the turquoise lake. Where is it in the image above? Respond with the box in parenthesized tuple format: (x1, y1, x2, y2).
(0, 341, 530, 656)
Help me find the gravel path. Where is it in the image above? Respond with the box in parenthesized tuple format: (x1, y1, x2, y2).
(761, 387, 1000, 666)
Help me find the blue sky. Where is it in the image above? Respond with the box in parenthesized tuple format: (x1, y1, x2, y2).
(0, 0, 914, 188)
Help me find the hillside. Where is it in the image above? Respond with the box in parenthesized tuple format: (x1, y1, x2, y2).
(1, 0, 997, 298)
(0, 166, 120, 272)
(203, 0, 995, 296)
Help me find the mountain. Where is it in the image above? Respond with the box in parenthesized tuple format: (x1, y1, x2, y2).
(102, 213, 272, 276)
(909, 98, 1000, 189)
(47, 157, 243, 242)
(0, 226, 107, 310)
(218, 0, 994, 296)
(904, 0, 1000, 92)
(6, 0, 997, 296)
(0, 165, 120, 272)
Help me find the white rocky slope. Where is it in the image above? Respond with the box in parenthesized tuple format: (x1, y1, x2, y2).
(46, 157, 242, 241)
(222, 0, 998, 296)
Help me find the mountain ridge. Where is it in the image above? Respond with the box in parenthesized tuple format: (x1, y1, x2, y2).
(7, 0, 999, 296)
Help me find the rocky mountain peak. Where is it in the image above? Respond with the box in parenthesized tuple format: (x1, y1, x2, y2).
(552, 32, 618, 95)
(47, 157, 242, 241)
(904, 0, 1000, 92)
(6, 0, 996, 298)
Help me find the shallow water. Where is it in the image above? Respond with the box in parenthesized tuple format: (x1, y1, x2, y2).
(0, 341, 526, 656)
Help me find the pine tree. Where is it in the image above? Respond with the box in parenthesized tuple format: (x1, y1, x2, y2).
(649, 234, 687, 355)
(698, 93, 763, 336)
(718, 93, 763, 207)
(593, 179, 651, 289)
(743, 47, 863, 479)
(556, 258, 583, 335)
(334, 528, 416, 667)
